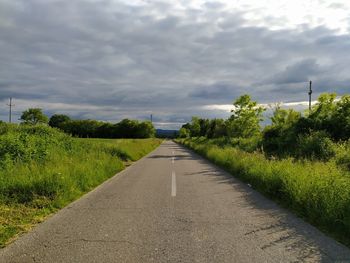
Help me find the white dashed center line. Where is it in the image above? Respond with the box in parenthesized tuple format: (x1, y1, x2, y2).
(171, 171, 176, 197)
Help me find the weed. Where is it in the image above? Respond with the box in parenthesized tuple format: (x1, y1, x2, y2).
(177, 137, 350, 247)
(0, 124, 162, 247)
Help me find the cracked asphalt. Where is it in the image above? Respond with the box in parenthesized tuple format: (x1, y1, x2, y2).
(1, 140, 350, 262)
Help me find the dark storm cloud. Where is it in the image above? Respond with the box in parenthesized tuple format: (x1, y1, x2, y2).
(190, 83, 243, 102)
(265, 59, 323, 85)
(0, 0, 349, 128)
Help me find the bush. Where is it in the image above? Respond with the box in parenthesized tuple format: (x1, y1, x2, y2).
(0, 125, 72, 167)
(229, 136, 262, 153)
(296, 131, 336, 160)
(334, 140, 350, 171)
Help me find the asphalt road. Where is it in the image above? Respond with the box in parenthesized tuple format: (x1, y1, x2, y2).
(1, 140, 350, 262)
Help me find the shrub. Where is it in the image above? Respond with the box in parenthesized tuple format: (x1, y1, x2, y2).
(0, 125, 72, 167)
(296, 131, 336, 160)
(334, 140, 350, 171)
(229, 136, 262, 153)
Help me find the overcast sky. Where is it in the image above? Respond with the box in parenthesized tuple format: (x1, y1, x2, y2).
(1, 0, 349, 129)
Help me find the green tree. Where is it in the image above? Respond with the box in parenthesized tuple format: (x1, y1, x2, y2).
(271, 106, 301, 128)
(331, 94, 350, 140)
(60, 119, 101, 137)
(298, 93, 350, 141)
(206, 119, 227, 138)
(308, 93, 337, 131)
(115, 119, 137, 138)
(198, 118, 210, 137)
(309, 93, 337, 119)
(227, 94, 265, 138)
(189, 117, 201, 137)
(96, 123, 116, 138)
(135, 121, 156, 138)
(179, 127, 190, 138)
(20, 108, 48, 125)
(263, 106, 301, 155)
(49, 114, 71, 128)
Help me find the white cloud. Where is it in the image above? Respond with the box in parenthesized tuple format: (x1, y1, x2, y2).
(214, 0, 350, 33)
(202, 104, 232, 112)
(201, 99, 320, 113)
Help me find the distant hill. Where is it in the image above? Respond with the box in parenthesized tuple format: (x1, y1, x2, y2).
(156, 129, 179, 138)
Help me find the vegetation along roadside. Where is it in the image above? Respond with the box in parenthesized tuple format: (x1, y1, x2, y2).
(0, 123, 162, 247)
(176, 92, 350, 247)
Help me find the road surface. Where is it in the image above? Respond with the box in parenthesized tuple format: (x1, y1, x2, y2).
(1, 141, 350, 262)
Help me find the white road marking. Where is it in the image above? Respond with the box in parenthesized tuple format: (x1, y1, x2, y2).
(171, 171, 176, 197)
(172, 157, 175, 164)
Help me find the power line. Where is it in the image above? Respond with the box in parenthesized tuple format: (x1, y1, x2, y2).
(6, 97, 14, 123)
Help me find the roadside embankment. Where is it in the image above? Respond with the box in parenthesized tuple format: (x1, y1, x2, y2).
(176, 137, 350, 247)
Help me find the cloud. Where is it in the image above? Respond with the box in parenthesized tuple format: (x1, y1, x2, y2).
(189, 83, 243, 102)
(264, 59, 322, 85)
(328, 2, 346, 9)
(0, 0, 350, 128)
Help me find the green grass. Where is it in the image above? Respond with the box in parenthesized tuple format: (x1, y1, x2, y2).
(0, 124, 162, 247)
(176, 137, 350, 247)
(77, 138, 162, 162)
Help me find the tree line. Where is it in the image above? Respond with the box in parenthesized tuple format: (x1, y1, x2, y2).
(17, 109, 156, 138)
(179, 93, 350, 160)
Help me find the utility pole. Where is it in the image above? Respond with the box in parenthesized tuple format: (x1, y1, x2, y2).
(7, 97, 14, 123)
(308, 80, 312, 112)
(150, 114, 153, 123)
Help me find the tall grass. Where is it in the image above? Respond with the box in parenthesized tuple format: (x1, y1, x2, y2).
(77, 138, 162, 161)
(0, 124, 162, 247)
(177, 137, 350, 246)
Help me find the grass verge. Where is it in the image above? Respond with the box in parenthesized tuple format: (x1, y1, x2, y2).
(0, 126, 162, 247)
(176, 137, 350, 247)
